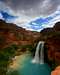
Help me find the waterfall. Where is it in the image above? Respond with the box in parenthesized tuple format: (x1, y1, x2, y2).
(39, 41, 44, 64)
(32, 41, 44, 64)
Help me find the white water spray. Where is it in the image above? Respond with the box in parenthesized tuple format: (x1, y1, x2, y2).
(32, 41, 44, 64)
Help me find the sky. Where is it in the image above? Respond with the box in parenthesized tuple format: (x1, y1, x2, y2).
(0, 0, 60, 32)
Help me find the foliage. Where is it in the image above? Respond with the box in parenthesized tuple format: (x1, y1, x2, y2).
(0, 44, 35, 75)
(0, 44, 18, 75)
(6, 70, 19, 75)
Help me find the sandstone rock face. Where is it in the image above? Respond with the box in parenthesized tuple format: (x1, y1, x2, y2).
(41, 22, 60, 68)
(46, 35, 60, 64)
(0, 19, 40, 49)
(54, 22, 60, 31)
(38, 21, 60, 70)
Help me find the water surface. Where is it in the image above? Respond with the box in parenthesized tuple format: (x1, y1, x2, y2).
(18, 57, 51, 75)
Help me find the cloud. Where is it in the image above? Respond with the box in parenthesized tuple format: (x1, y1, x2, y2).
(0, 13, 3, 19)
(27, 10, 60, 31)
(0, 0, 60, 17)
(0, 0, 60, 32)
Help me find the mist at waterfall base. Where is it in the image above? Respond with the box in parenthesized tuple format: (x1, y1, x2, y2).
(18, 41, 51, 75)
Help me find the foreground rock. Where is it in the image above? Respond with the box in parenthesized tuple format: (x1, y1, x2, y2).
(51, 66, 60, 75)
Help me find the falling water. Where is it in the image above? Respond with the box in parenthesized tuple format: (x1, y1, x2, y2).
(32, 41, 44, 64)
(39, 41, 44, 64)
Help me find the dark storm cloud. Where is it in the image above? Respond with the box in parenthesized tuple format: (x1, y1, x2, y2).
(0, 0, 60, 17)
(1, 0, 43, 9)
(50, 0, 60, 11)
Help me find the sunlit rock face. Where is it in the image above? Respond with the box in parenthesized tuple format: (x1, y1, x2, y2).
(0, 19, 40, 49)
